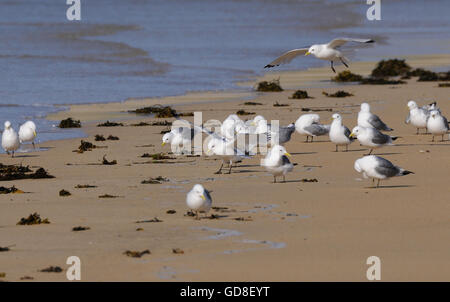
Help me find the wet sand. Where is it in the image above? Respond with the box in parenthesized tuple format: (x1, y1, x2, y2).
(1, 54, 449, 281)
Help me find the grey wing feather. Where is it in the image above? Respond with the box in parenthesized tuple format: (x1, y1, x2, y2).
(327, 38, 374, 49)
(368, 114, 392, 131)
(374, 157, 400, 177)
(204, 189, 212, 201)
(281, 155, 292, 166)
(303, 123, 329, 136)
(444, 116, 449, 130)
(405, 112, 411, 124)
(264, 48, 308, 68)
(371, 131, 390, 145)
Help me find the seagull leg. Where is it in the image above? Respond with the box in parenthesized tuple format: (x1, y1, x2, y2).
(345, 145, 348, 152)
(6, 151, 10, 155)
(335, 145, 338, 152)
(282, 175, 286, 183)
(376, 179, 380, 188)
(32, 142, 36, 149)
(11, 151, 14, 158)
(273, 176, 277, 183)
(330, 61, 336, 73)
(311, 136, 314, 143)
(227, 160, 233, 174)
(432, 135, 435, 142)
(416, 128, 419, 135)
(215, 162, 224, 174)
(340, 58, 349, 68)
(441, 134, 444, 142)
(305, 136, 309, 143)
(367, 149, 373, 155)
(195, 211, 200, 220)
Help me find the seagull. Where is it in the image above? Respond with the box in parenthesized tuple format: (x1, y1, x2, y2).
(18, 120, 37, 149)
(161, 120, 201, 154)
(251, 118, 296, 146)
(405, 100, 430, 134)
(2, 121, 20, 157)
(261, 145, 294, 183)
(350, 126, 397, 155)
(264, 37, 374, 73)
(329, 113, 354, 152)
(186, 184, 212, 220)
(206, 134, 250, 174)
(426, 110, 449, 142)
(357, 102, 393, 131)
(295, 114, 330, 142)
(354, 155, 413, 188)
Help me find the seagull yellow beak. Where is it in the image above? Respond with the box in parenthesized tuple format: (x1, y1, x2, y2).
(161, 142, 166, 146)
(349, 133, 355, 138)
(33, 131, 37, 137)
(200, 194, 206, 201)
(305, 51, 311, 56)
(284, 152, 291, 157)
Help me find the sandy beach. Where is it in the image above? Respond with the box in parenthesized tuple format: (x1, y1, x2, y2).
(1, 55, 449, 281)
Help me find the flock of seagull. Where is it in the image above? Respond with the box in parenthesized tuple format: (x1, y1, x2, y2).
(179, 100, 449, 218)
(1, 121, 37, 157)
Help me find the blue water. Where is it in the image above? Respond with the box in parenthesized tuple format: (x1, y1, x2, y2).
(0, 0, 449, 147)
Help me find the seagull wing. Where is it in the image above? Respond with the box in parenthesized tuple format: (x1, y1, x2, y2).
(264, 48, 308, 68)
(368, 114, 393, 131)
(327, 38, 374, 49)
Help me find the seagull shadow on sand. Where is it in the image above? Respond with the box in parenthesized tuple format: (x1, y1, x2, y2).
(365, 184, 415, 189)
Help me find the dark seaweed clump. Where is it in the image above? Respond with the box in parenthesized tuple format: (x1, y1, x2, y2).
(273, 101, 289, 107)
(0, 186, 23, 194)
(124, 250, 151, 258)
(107, 135, 119, 141)
(141, 153, 174, 160)
(17, 213, 50, 225)
(360, 78, 406, 85)
(0, 163, 54, 181)
(256, 79, 283, 92)
(438, 83, 450, 87)
(72, 226, 90, 231)
(290, 90, 311, 99)
(102, 155, 117, 165)
(75, 184, 97, 188)
(59, 189, 71, 197)
(39, 266, 63, 273)
(141, 176, 169, 184)
(128, 105, 191, 118)
(97, 121, 124, 127)
(371, 59, 411, 78)
(99, 194, 119, 198)
(94, 134, 106, 141)
(172, 248, 184, 254)
(78, 140, 96, 152)
(236, 110, 255, 116)
(332, 70, 363, 82)
(243, 102, 263, 106)
(58, 118, 81, 128)
(322, 90, 354, 98)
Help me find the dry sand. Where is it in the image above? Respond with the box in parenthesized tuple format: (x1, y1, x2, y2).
(1, 54, 449, 281)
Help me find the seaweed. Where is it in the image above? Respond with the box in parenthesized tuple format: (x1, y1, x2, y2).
(438, 83, 450, 87)
(129, 105, 178, 118)
(234, 216, 253, 221)
(99, 194, 119, 198)
(124, 250, 151, 258)
(322, 90, 354, 98)
(135, 217, 163, 223)
(0, 186, 24, 194)
(97, 121, 124, 127)
(360, 78, 406, 85)
(94, 134, 106, 141)
(20, 276, 34, 280)
(141, 176, 169, 184)
(172, 248, 184, 254)
(107, 135, 119, 141)
(78, 140, 96, 153)
(301, 107, 332, 112)
(141, 153, 174, 160)
(332, 71, 363, 82)
(72, 226, 90, 231)
(17, 213, 50, 225)
(59, 189, 71, 197)
(166, 210, 176, 214)
(236, 110, 255, 116)
(39, 266, 63, 273)
(256, 79, 283, 92)
(300, 178, 318, 182)
(0, 245, 13, 252)
(178, 112, 194, 117)
(0, 164, 54, 181)
(243, 102, 263, 106)
(371, 59, 411, 78)
(58, 118, 81, 128)
(273, 101, 289, 107)
(102, 155, 117, 165)
(290, 90, 311, 99)
(75, 184, 97, 188)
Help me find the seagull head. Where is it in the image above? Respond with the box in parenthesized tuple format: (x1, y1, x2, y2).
(429, 110, 439, 119)
(349, 126, 361, 138)
(306, 45, 319, 56)
(332, 113, 342, 121)
(270, 144, 291, 158)
(4, 121, 11, 130)
(407, 100, 417, 110)
(192, 184, 206, 200)
(360, 103, 370, 113)
(161, 132, 173, 146)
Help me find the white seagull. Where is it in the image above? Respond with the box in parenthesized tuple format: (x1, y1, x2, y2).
(329, 113, 355, 152)
(426, 110, 449, 142)
(295, 113, 330, 142)
(350, 126, 397, 155)
(186, 184, 212, 219)
(357, 103, 393, 132)
(354, 155, 413, 188)
(2, 121, 20, 157)
(264, 37, 374, 73)
(261, 145, 294, 183)
(18, 120, 37, 149)
(405, 100, 430, 134)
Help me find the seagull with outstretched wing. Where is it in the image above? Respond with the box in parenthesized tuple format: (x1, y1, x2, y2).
(264, 37, 374, 73)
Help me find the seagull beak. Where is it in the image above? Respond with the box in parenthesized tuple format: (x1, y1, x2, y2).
(284, 152, 291, 157)
(305, 51, 311, 56)
(33, 131, 37, 137)
(349, 133, 355, 138)
(200, 194, 206, 201)
(161, 142, 166, 146)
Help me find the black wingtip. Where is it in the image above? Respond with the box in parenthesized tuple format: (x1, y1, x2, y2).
(366, 39, 375, 43)
(391, 136, 398, 141)
(264, 64, 274, 69)
(402, 170, 414, 175)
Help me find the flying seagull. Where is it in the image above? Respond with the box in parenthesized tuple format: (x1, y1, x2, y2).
(264, 37, 374, 73)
